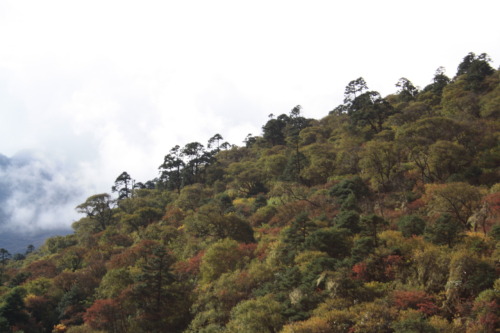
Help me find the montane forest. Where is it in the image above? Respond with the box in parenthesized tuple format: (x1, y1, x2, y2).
(1, 52, 500, 333)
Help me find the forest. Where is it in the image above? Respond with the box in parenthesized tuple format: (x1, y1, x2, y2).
(0, 52, 499, 332)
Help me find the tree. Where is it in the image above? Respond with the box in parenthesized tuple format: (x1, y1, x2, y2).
(199, 238, 247, 284)
(344, 77, 369, 104)
(181, 141, 207, 185)
(360, 214, 388, 247)
(330, 176, 371, 206)
(75, 193, 115, 232)
(159, 145, 185, 192)
(391, 310, 437, 333)
(335, 210, 362, 234)
(396, 77, 419, 102)
(0, 248, 11, 267)
(225, 295, 285, 333)
(0, 287, 29, 328)
(111, 171, 133, 200)
(185, 206, 255, 244)
(300, 143, 337, 185)
(425, 183, 483, 229)
(207, 133, 223, 151)
(282, 212, 318, 253)
(422, 66, 450, 96)
(84, 299, 126, 333)
(262, 114, 289, 146)
(350, 301, 397, 333)
(348, 91, 394, 133)
(26, 244, 35, 255)
(455, 52, 494, 91)
(398, 215, 426, 237)
(305, 227, 351, 259)
(359, 140, 404, 191)
(96, 268, 133, 299)
(227, 161, 267, 196)
(132, 242, 173, 313)
(424, 214, 464, 248)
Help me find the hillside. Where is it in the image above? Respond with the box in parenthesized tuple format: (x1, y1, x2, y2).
(0, 52, 499, 333)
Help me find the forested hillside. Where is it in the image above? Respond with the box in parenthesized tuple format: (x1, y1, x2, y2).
(0, 52, 499, 333)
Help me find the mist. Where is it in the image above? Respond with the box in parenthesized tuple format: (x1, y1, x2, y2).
(0, 151, 86, 235)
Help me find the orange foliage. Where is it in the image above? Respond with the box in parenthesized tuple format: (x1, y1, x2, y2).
(384, 255, 403, 280)
(407, 198, 426, 212)
(237, 242, 257, 258)
(392, 290, 439, 316)
(53, 271, 79, 292)
(24, 259, 58, 280)
(352, 262, 369, 281)
(162, 206, 186, 227)
(84, 299, 124, 331)
(107, 240, 161, 269)
(484, 193, 500, 231)
(52, 324, 67, 332)
(173, 250, 205, 276)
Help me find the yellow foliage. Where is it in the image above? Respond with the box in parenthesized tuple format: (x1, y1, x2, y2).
(378, 230, 427, 255)
(294, 251, 329, 273)
(490, 183, 500, 193)
(280, 316, 331, 333)
(52, 324, 67, 333)
(233, 197, 255, 206)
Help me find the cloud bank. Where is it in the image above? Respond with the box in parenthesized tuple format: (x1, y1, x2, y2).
(0, 152, 86, 233)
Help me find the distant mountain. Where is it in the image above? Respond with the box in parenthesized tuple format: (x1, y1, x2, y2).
(0, 228, 71, 254)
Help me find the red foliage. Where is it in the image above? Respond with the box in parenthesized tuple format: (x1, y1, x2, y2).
(173, 250, 205, 276)
(473, 299, 500, 332)
(352, 262, 369, 281)
(384, 255, 403, 280)
(392, 290, 439, 316)
(484, 193, 500, 233)
(53, 271, 79, 292)
(255, 242, 269, 261)
(237, 242, 257, 258)
(24, 259, 58, 280)
(255, 226, 282, 236)
(384, 208, 403, 221)
(407, 198, 426, 212)
(107, 240, 163, 269)
(84, 299, 125, 331)
(485, 193, 500, 215)
(162, 206, 186, 227)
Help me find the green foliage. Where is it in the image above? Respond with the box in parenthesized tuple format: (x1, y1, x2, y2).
(455, 52, 495, 92)
(398, 215, 426, 237)
(200, 239, 246, 284)
(74, 193, 115, 234)
(330, 176, 370, 204)
(304, 227, 351, 259)
(0, 287, 29, 327)
(424, 214, 464, 248)
(347, 90, 395, 133)
(392, 310, 437, 333)
(225, 295, 284, 333)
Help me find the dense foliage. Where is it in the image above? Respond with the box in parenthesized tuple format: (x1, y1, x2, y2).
(1, 52, 499, 332)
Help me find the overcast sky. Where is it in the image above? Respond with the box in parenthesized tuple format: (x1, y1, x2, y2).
(1, 0, 499, 231)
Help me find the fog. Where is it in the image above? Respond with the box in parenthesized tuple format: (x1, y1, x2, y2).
(0, 152, 86, 233)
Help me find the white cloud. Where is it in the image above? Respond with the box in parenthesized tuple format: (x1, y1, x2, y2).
(0, 152, 86, 233)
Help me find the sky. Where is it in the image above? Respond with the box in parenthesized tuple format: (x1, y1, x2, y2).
(0, 0, 499, 233)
